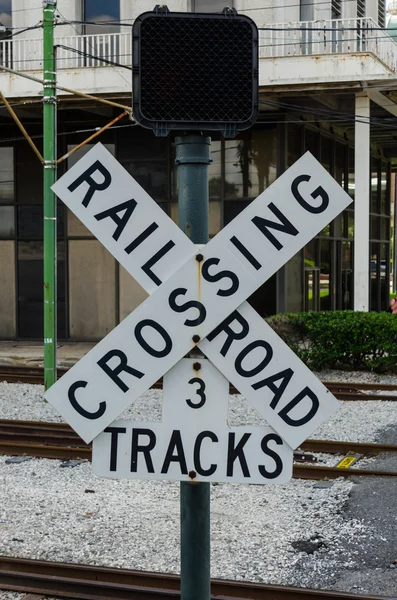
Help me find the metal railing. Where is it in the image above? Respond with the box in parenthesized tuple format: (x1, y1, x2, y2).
(0, 31, 132, 71)
(259, 17, 397, 72)
(0, 19, 396, 73)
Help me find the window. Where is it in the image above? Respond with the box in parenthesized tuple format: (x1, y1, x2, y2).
(378, 0, 385, 28)
(357, 0, 366, 18)
(300, 0, 314, 21)
(0, 0, 11, 27)
(192, 1, 233, 12)
(0, 147, 14, 203)
(84, 0, 120, 34)
(331, 0, 341, 18)
(17, 242, 66, 339)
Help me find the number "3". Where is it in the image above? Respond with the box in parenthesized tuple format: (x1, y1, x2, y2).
(186, 377, 206, 409)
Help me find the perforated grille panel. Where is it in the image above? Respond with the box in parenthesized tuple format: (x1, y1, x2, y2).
(133, 10, 258, 136)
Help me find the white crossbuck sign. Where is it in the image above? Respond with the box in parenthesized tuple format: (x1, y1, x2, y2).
(46, 143, 352, 485)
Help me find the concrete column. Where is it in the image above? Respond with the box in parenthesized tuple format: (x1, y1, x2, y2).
(366, 0, 378, 22)
(354, 93, 370, 311)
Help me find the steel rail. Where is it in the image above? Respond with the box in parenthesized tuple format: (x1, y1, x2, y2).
(325, 381, 397, 391)
(0, 556, 394, 600)
(292, 464, 397, 479)
(300, 439, 397, 455)
(1, 366, 397, 400)
(0, 422, 396, 479)
(2, 421, 397, 457)
(1, 441, 396, 478)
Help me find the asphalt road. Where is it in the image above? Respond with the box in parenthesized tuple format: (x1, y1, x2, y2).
(311, 423, 397, 596)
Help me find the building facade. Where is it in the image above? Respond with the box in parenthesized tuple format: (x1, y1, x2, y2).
(0, 0, 395, 340)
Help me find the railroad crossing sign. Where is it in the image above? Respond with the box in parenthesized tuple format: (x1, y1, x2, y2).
(46, 143, 352, 483)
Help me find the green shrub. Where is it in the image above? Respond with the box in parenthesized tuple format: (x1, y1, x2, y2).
(266, 311, 397, 372)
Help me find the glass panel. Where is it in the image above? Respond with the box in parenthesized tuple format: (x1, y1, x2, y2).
(17, 242, 65, 338)
(321, 135, 333, 174)
(0, 147, 14, 204)
(16, 141, 43, 204)
(341, 241, 353, 310)
(288, 124, 302, 167)
(18, 206, 43, 238)
(250, 128, 277, 196)
(347, 211, 354, 238)
(305, 128, 319, 158)
(208, 141, 222, 202)
(304, 239, 317, 270)
(371, 158, 380, 213)
(300, 0, 314, 20)
(370, 215, 380, 240)
(119, 130, 168, 201)
(0, 206, 14, 237)
(225, 129, 277, 203)
(305, 270, 318, 312)
(224, 200, 250, 226)
(348, 147, 355, 201)
(320, 223, 331, 237)
(370, 242, 379, 312)
(68, 143, 115, 167)
(0, 0, 11, 27)
(380, 163, 388, 215)
(320, 240, 331, 310)
(306, 271, 314, 311)
(225, 140, 244, 200)
(335, 142, 346, 188)
(84, 0, 120, 33)
(380, 243, 388, 311)
(18, 205, 64, 238)
(380, 216, 389, 241)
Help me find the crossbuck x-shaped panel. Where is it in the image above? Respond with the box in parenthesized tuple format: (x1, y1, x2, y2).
(46, 144, 352, 456)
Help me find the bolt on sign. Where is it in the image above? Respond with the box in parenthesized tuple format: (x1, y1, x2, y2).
(46, 143, 352, 485)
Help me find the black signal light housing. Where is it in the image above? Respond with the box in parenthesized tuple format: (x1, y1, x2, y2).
(132, 5, 259, 137)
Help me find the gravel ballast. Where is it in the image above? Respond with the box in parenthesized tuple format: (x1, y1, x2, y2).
(0, 456, 360, 584)
(1, 375, 397, 443)
(0, 371, 396, 597)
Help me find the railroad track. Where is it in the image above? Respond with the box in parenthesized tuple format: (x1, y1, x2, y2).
(0, 420, 396, 480)
(1, 365, 397, 400)
(0, 556, 394, 600)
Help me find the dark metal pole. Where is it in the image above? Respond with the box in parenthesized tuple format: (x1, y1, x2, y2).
(175, 134, 211, 600)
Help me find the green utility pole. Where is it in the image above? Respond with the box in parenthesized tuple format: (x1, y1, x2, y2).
(43, 0, 57, 390)
(176, 135, 211, 600)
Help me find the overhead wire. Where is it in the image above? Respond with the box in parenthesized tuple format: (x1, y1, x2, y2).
(1, 23, 43, 36)
(54, 9, 131, 88)
(0, 100, 395, 139)
(259, 99, 397, 131)
(260, 97, 397, 122)
(0, 122, 135, 145)
(55, 44, 132, 70)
